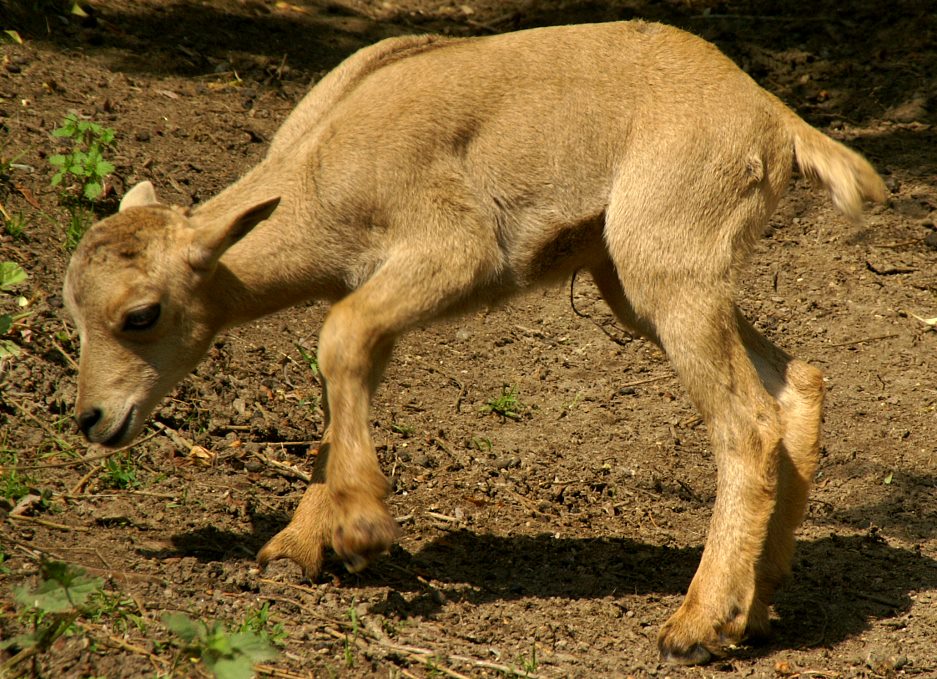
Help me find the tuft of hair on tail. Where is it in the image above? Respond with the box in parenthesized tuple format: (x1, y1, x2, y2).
(789, 115, 887, 222)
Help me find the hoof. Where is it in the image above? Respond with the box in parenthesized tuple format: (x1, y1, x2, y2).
(658, 607, 738, 666)
(333, 508, 401, 573)
(257, 525, 326, 580)
(660, 642, 714, 666)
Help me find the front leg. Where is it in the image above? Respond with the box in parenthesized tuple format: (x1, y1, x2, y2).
(256, 231, 493, 577)
(258, 308, 399, 576)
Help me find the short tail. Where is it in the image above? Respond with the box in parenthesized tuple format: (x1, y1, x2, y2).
(787, 112, 887, 222)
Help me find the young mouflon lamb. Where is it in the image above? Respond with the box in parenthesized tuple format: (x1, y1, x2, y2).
(64, 21, 885, 664)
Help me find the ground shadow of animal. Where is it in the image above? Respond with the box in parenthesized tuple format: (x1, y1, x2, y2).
(165, 522, 935, 655)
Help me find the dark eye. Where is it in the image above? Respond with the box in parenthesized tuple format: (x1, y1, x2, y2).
(122, 304, 161, 332)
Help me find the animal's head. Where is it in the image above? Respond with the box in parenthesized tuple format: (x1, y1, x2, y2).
(63, 181, 279, 447)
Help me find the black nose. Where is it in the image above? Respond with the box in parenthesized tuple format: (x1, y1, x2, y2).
(77, 408, 102, 437)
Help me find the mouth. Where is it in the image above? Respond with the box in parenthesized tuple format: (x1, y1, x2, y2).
(102, 406, 136, 448)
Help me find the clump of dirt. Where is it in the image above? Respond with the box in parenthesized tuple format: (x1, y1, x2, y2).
(1, 1, 935, 677)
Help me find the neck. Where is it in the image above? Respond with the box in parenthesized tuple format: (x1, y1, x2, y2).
(196, 164, 354, 329)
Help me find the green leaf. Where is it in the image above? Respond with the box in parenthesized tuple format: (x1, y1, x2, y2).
(0, 314, 11, 334)
(162, 612, 202, 643)
(228, 632, 278, 662)
(48, 154, 67, 167)
(0, 261, 27, 290)
(96, 159, 115, 176)
(54, 114, 79, 138)
(209, 657, 255, 679)
(0, 632, 37, 651)
(14, 563, 104, 612)
(83, 182, 103, 201)
(14, 580, 72, 613)
(0, 339, 20, 358)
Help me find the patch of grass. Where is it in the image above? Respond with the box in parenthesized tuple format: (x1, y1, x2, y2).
(481, 385, 524, 421)
(238, 602, 287, 648)
(162, 612, 278, 679)
(85, 589, 146, 635)
(63, 203, 92, 251)
(0, 466, 32, 505)
(390, 420, 415, 438)
(2, 211, 27, 240)
(518, 643, 538, 676)
(101, 452, 141, 490)
(343, 600, 360, 669)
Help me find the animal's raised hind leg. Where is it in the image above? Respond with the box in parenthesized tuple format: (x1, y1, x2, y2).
(596, 253, 784, 661)
(647, 294, 782, 664)
(592, 262, 818, 632)
(736, 311, 823, 636)
(589, 259, 659, 342)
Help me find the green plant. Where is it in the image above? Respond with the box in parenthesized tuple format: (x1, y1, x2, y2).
(0, 261, 27, 292)
(469, 436, 493, 452)
(1, 561, 104, 662)
(238, 602, 287, 647)
(3, 211, 27, 240)
(1, 466, 32, 504)
(102, 452, 141, 490)
(86, 589, 146, 635)
(343, 601, 360, 669)
(390, 420, 415, 438)
(519, 643, 538, 676)
(1, 30, 23, 45)
(162, 612, 278, 679)
(296, 343, 319, 377)
(49, 113, 115, 202)
(481, 385, 524, 421)
(48, 113, 116, 248)
(0, 260, 30, 359)
(63, 203, 92, 251)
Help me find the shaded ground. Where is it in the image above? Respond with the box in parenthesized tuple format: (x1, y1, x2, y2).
(1, 0, 936, 676)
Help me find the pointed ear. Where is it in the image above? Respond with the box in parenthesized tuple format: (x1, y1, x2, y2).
(187, 197, 281, 271)
(120, 181, 159, 211)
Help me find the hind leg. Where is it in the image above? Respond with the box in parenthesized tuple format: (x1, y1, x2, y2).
(649, 294, 783, 663)
(595, 245, 784, 663)
(736, 312, 823, 636)
(595, 256, 821, 661)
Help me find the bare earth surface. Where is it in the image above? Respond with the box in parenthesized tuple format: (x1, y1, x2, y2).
(1, 1, 936, 677)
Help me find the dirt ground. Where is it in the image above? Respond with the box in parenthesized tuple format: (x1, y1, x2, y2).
(1, 0, 936, 677)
